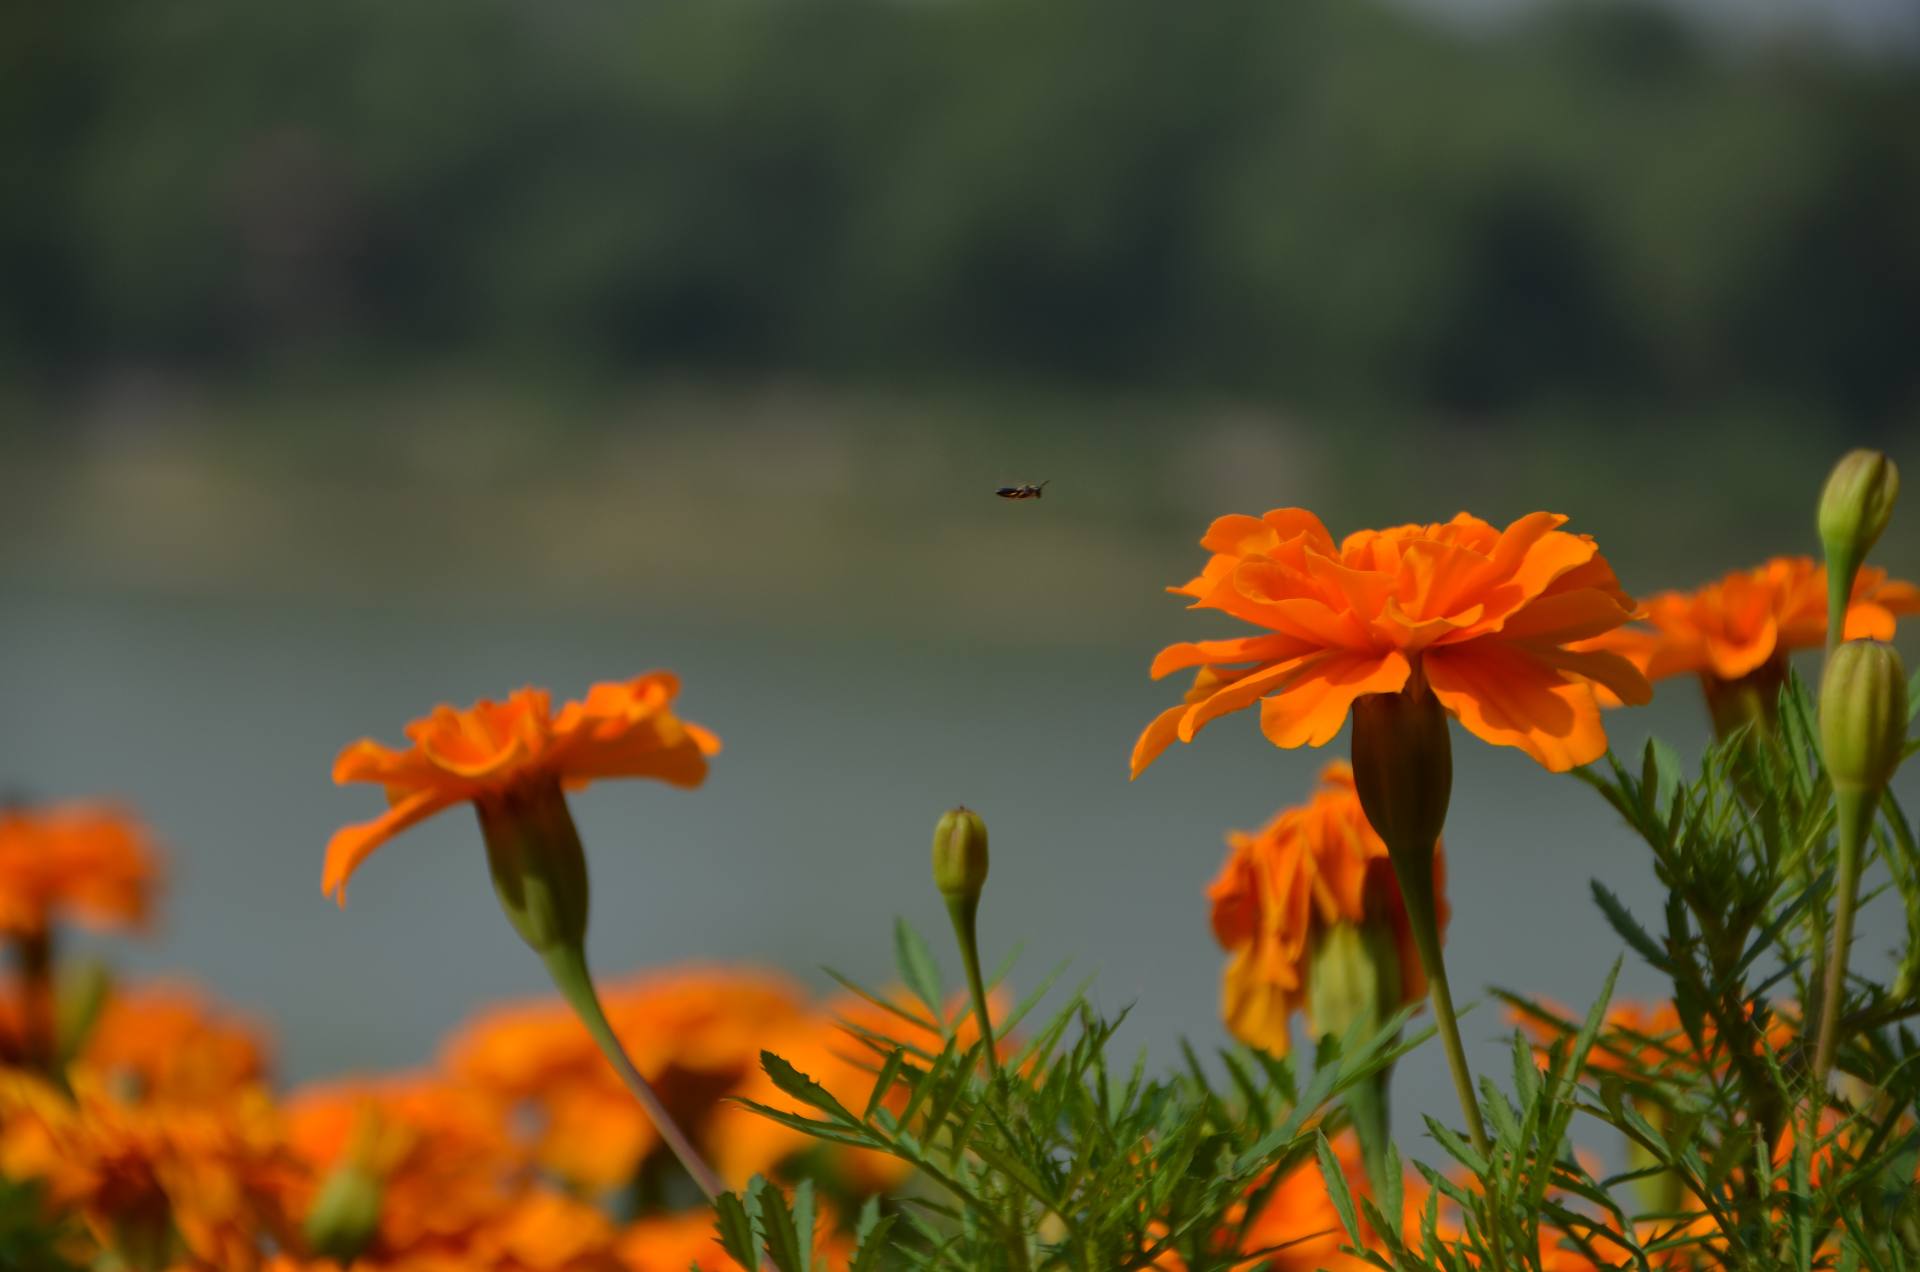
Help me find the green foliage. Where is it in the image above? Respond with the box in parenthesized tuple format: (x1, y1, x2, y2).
(718, 921, 1427, 1269)
(728, 667, 1920, 1269)
(0, 1176, 81, 1272)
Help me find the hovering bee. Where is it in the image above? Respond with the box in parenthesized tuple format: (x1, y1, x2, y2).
(995, 480, 1049, 500)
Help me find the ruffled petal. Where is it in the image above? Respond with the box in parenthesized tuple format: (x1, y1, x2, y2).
(1424, 643, 1608, 772)
(1256, 650, 1412, 750)
(1148, 633, 1317, 680)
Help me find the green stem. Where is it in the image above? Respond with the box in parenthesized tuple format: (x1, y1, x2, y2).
(11, 929, 56, 1076)
(945, 894, 1000, 1076)
(1387, 843, 1490, 1164)
(1826, 548, 1861, 655)
(543, 942, 726, 1200)
(1813, 787, 1871, 1085)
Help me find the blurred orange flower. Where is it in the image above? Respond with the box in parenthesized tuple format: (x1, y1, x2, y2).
(443, 967, 808, 1192)
(1207, 763, 1446, 1056)
(0, 1069, 296, 1270)
(1588, 557, 1920, 691)
(285, 1075, 521, 1259)
(323, 673, 719, 901)
(1236, 1131, 1372, 1270)
(77, 982, 273, 1102)
(1510, 997, 1796, 1081)
(1135, 510, 1650, 776)
(0, 803, 159, 939)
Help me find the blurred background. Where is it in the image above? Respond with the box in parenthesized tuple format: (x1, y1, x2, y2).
(2, 0, 1917, 1150)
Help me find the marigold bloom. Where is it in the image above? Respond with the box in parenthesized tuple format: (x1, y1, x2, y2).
(1135, 510, 1650, 776)
(0, 803, 159, 938)
(1509, 997, 1797, 1081)
(1207, 763, 1447, 1056)
(1588, 557, 1920, 692)
(0, 1069, 297, 1270)
(76, 982, 272, 1102)
(323, 673, 719, 901)
(1235, 1131, 1373, 1270)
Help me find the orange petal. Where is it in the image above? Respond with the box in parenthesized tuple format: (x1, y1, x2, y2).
(1129, 702, 1192, 780)
(1491, 588, 1637, 644)
(1529, 644, 1654, 707)
(1179, 658, 1316, 742)
(1424, 643, 1606, 772)
(1148, 634, 1316, 680)
(1257, 650, 1411, 749)
(1702, 613, 1779, 681)
(322, 789, 464, 904)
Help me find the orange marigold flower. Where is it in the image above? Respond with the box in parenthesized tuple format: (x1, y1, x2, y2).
(0, 1069, 298, 1270)
(1588, 557, 1920, 691)
(285, 1076, 521, 1258)
(1236, 1131, 1374, 1270)
(75, 982, 273, 1102)
(442, 967, 808, 1192)
(1134, 510, 1651, 776)
(1509, 997, 1797, 1080)
(0, 803, 159, 939)
(1207, 762, 1446, 1056)
(323, 673, 719, 902)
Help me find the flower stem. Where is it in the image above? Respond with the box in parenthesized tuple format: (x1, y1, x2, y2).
(1812, 787, 1871, 1086)
(11, 929, 56, 1075)
(542, 942, 726, 1200)
(1385, 840, 1489, 1165)
(945, 894, 1000, 1076)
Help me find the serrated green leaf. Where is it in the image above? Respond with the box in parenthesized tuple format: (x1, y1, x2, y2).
(712, 1192, 758, 1266)
(754, 1176, 808, 1272)
(893, 918, 947, 1029)
(1315, 1131, 1362, 1243)
(760, 1050, 861, 1126)
(1590, 881, 1669, 971)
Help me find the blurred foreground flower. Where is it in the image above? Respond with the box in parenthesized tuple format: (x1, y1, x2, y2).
(0, 803, 159, 1072)
(1133, 508, 1650, 776)
(1208, 762, 1446, 1190)
(1209, 762, 1445, 1057)
(324, 672, 726, 1197)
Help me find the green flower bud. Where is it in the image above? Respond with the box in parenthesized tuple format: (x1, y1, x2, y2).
(1819, 448, 1900, 572)
(55, 959, 114, 1070)
(304, 1161, 384, 1263)
(1350, 679, 1453, 867)
(476, 777, 590, 955)
(931, 807, 990, 903)
(1820, 640, 1908, 794)
(1306, 919, 1402, 1044)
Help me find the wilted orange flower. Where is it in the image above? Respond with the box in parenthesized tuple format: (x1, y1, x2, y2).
(323, 673, 719, 901)
(443, 967, 808, 1192)
(1589, 557, 1920, 691)
(1207, 763, 1446, 1056)
(0, 803, 159, 938)
(1135, 510, 1650, 776)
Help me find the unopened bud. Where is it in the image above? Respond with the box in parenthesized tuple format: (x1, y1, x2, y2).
(1306, 919, 1402, 1044)
(476, 777, 590, 956)
(1819, 449, 1900, 574)
(931, 807, 989, 903)
(54, 960, 114, 1068)
(304, 1160, 383, 1262)
(304, 1108, 396, 1262)
(1819, 640, 1908, 795)
(1350, 681, 1453, 866)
